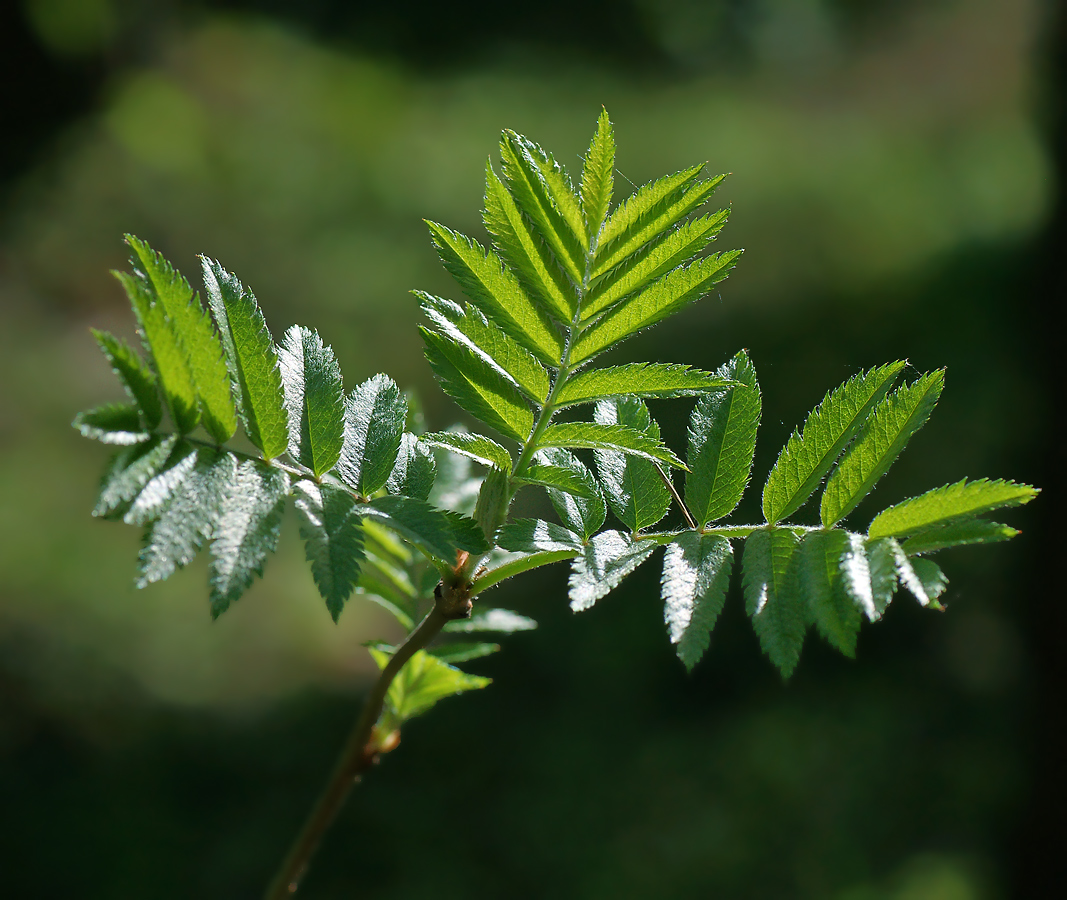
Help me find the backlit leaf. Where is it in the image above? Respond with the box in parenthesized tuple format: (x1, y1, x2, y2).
(420, 431, 513, 473)
(580, 108, 615, 244)
(497, 518, 584, 553)
(539, 421, 685, 469)
(555, 362, 733, 409)
(278, 325, 345, 477)
(743, 528, 804, 678)
(335, 374, 407, 495)
(386, 433, 437, 500)
(73, 403, 150, 445)
(294, 480, 366, 621)
(569, 530, 658, 612)
(901, 518, 1018, 555)
(535, 447, 606, 541)
(443, 608, 538, 633)
(92, 329, 162, 429)
(93, 435, 178, 519)
(593, 397, 670, 532)
(662, 532, 733, 670)
(369, 648, 490, 722)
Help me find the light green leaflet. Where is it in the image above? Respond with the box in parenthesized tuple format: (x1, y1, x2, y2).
(901, 519, 1018, 555)
(685, 351, 761, 528)
(569, 530, 659, 612)
(555, 363, 731, 409)
(580, 108, 615, 245)
(200, 258, 289, 459)
(539, 421, 685, 469)
(385, 433, 437, 501)
(796, 530, 863, 658)
(369, 649, 490, 723)
(661, 532, 733, 670)
(593, 397, 670, 533)
(443, 608, 537, 633)
(126, 235, 237, 443)
(867, 478, 1037, 540)
(763, 362, 905, 524)
(294, 481, 366, 622)
(535, 447, 606, 541)
(420, 431, 512, 473)
(743, 528, 804, 678)
(73, 404, 150, 445)
(821, 370, 945, 527)
(514, 462, 597, 500)
(92, 329, 163, 429)
(279, 325, 345, 477)
(337, 374, 407, 495)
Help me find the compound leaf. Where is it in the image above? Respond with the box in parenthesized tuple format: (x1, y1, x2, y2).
(580, 108, 615, 244)
(337, 374, 407, 496)
(386, 433, 437, 500)
(743, 527, 804, 678)
(821, 370, 945, 527)
(92, 329, 163, 428)
(73, 403, 150, 445)
(420, 431, 513, 473)
(539, 421, 685, 469)
(535, 447, 606, 541)
(569, 530, 658, 612)
(661, 532, 733, 670)
(593, 397, 670, 532)
(763, 362, 906, 524)
(685, 351, 761, 527)
(294, 480, 366, 622)
(278, 325, 345, 477)
(556, 363, 733, 409)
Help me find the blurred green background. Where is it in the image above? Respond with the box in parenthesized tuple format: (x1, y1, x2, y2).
(1, 0, 1063, 897)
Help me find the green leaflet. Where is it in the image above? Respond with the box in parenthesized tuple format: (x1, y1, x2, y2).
(361, 495, 489, 564)
(421, 327, 534, 443)
(763, 362, 906, 524)
(93, 435, 179, 519)
(123, 440, 198, 526)
(685, 351, 761, 528)
(337, 374, 407, 496)
(483, 163, 578, 322)
(470, 549, 579, 594)
(868, 478, 1038, 540)
(569, 530, 658, 612)
(538, 421, 686, 469)
(199, 258, 289, 459)
(580, 109, 615, 245)
(661, 532, 733, 670)
(138, 449, 236, 587)
(901, 519, 1018, 555)
(420, 431, 513, 473)
(593, 397, 670, 533)
(890, 540, 948, 607)
(594, 168, 723, 277)
(73, 403, 150, 445)
(278, 325, 345, 477)
(428, 441, 482, 517)
(583, 211, 729, 320)
(515, 462, 597, 500)
(743, 528, 804, 678)
(866, 537, 898, 620)
(499, 129, 587, 282)
(429, 642, 501, 664)
(796, 530, 867, 658)
(418, 293, 550, 404)
(92, 329, 163, 429)
(369, 648, 490, 723)
(208, 460, 290, 617)
(535, 448, 606, 541)
(571, 250, 742, 364)
(821, 370, 945, 527)
(126, 235, 237, 443)
(116, 270, 200, 434)
(293, 481, 366, 622)
(426, 222, 565, 365)
(555, 363, 733, 409)
(497, 518, 584, 553)
(385, 433, 437, 501)
(443, 608, 538, 633)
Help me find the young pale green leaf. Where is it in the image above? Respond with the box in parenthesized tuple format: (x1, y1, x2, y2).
(580, 109, 615, 244)
(535, 448, 606, 541)
(92, 329, 163, 429)
(420, 431, 513, 473)
(123, 441, 199, 526)
(337, 374, 407, 495)
(539, 421, 686, 469)
(821, 371, 945, 527)
(499, 130, 587, 282)
(743, 528, 804, 678)
(126, 235, 237, 443)
(138, 449, 236, 587)
(385, 433, 437, 500)
(569, 530, 659, 612)
(418, 293, 550, 404)
(484, 163, 578, 322)
(901, 518, 1018, 555)
(208, 461, 290, 617)
(426, 222, 564, 365)
(583, 210, 729, 320)
(555, 363, 734, 409)
(369, 648, 491, 723)
(594, 397, 671, 533)
(429, 642, 501, 664)
(497, 518, 584, 553)
(294, 480, 366, 622)
(470, 549, 579, 594)
(199, 258, 289, 459)
(94, 435, 178, 519)
(685, 351, 761, 528)
(362, 495, 489, 563)
(73, 403, 151, 445)
(571, 250, 742, 365)
(594, 168, 723, 277)
(278, 325, 345, 477)
(763, 362, 906, 524)
(797, 530, 861, 657)
(443, 608, 537, 633)
(116, 270, 200, 434)
(515, 463, 596, 500)
(662, 532, 733, 670)
(868, 478, 1038, 540)
(421, 327, 534, 443)
(866, 537, 898, 620)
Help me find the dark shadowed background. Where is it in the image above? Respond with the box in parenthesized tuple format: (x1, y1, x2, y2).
(1, 1, 1063, 897)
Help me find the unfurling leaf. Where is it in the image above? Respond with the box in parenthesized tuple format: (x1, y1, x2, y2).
(662, 532, 733, 670)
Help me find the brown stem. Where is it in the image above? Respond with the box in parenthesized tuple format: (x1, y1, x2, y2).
(263, 606, 449, 898)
